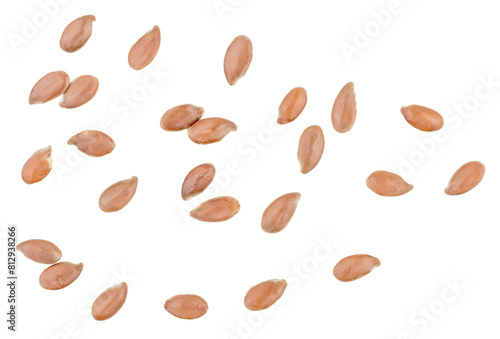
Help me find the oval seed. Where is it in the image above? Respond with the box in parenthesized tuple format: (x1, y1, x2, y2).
(59, 15, 95, 53)
(21, 146, 52, 184)
(92, 282, 128, 321)
(261, 193, 301, 233)
(160, 104, 204, 131)
(164, 294, 208, 319)
(128, 25, 161, 70)
(224, 35, 253, 86)
(244, 279, 287, 311)
(181, 163, 216, 200)
(278, 87, 307, 124)
(17, 239, 62, 264)
(331, 82, 357, 133)
(190, 196, 240, 222)
(99, 176, 138, 212)
(400, 105, 444, 132)
(366, 171, 413, 197)
(29, 71, 70, 104)
(59, 75, 99, 109)
(333, 254, 380, 282)
(298, 125, 325, 174)
(39, 262, 83, 290)
(445, 161, 485, 195)
(187, 118, 237, 144)
(68, 130, 115, 157)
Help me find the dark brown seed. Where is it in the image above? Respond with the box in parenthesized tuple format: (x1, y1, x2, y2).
(29, 71, 70, 104)
(366, 171, 413, 197)
(331, 82, 357, 133)
(21, 146, 52, 184)
(224, 35, 253, 86)
(59, 75, 99, 108)
(17, 239, 62, 264)
(187, 118, 237, 144)
(39, 262, 83, 290)
(181, 163, 216, 200)
(92, 282, 128, 321)
(445, 161, 485, 195)
(99, 176, 138, 212)
(244, 279, 287, 311)
(59, 15, 95, 53)
(128, 25, 161, 70)
(333, 254, 380, 282)
(400, 105, 444, 132)
(297, 125, 325, 174)
(68, 130, 115, 157)
(190, 196, 240, 222)
(278, 87, 307, 124)
(160, 104, 204, 131)
(261, 193, 301, 233)
(164, 294, 208, 319)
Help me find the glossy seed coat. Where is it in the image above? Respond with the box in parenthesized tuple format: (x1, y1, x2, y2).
(17, 239, 62, 264)
(164, 294, 208, 319)
(224, 35, 253, 85)
(99, 176, 138, 212)
(261, 193, 301, 233)
(92, 282, 128, 321)
(59, 75, 99, 108)
(331, 82, 357, 133)
(21, 146, 52, 184)
(190, 196, 240, 222)
(68, 130, 115, 157)
(29, 71, 70, 104)
(278, 87, 307, 124)
(187, 118, 237, 144)
(160, 104, 204, 131)
(298, 125, 325, 174)
(128, 25, 161, 70)
(401, 105, 444, 132)
(244, 279, 287, 311)
(366, 171, 413, 197)
(181, 163, 216, 200)
(60, 15, 95, 53)
(39, 262, 83, 290)
(445, 161, 485, 195)
(333, 254, 381, 282)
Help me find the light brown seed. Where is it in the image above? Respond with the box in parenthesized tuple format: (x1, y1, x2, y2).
(445, 161, 485, 195)
(92, 282, 128, 321)
(29, 71, 70, 104)
(244, 279, 287, 311)
(128, 25, 161, 70)
(366, 171, 413, 197)
(400, 105, 444, 132)
(278, 87, 307, 124)
(68, 130, 115, 157)
(331, 82, 357, 133)
(160, 104, 204, 131)
(39, 262, 83, 290)
(190, 196, 240, 222)
(224, 35, 253, 86)
(21, 146, 52, 184)
(181, 163, 216, 200)
(99, 176, 138, 212)
(261, 193, 301, 233)
(59, 75, 99, 109)
(164, 294, 208, 319)
(59, 15, 95, 53)
(333, 254, 380, 282)
(298, 125, 325, 174)
(17, 239, 62, 264)
(187, 118, 237, 144)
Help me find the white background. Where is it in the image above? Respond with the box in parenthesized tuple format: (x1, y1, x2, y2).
(1, 0, 500, 338)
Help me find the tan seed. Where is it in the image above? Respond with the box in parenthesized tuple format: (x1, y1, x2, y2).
(21, 146, 52, 184)
(60, 15, 95, 53)
(261, 193, 301, 233)
(17, 239, 62, 264)
(224, 35, 253, 86)
(331, 82, 357, 133)
(298, 125, 325, 174)
(333, 254, 380, 282)
(29, 71, 70, 104)
(99, 176, 138, 212)
(92, 282, 128, 321)
(181, 163, 216, 200)
(445, 161, 485, 195)
(68, 130, 115, 157)
(244, 279, 287, 311)
(366, 171, 413, 197)
(401, 105, 444, 132)
(128, 25, 161, 70)
(188, 118, 237, 144)
(59, 75, 99, 109)
(190, 196, 240, 222)
(39, 262, 83, 290)
(278, 87, 307, 124)
(160, 104, 204, 131)
(164, 294, 208, 319)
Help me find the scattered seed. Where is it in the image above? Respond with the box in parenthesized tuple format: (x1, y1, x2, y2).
(21, 146, 52, 184)
(298, 125, 325, 174)
(278, 87, 307, 124)
(92, 282, 128, 321)
(164, 294, 208, 319)
(187, 118, 237, 144)
(160, 104, 204, 131)
(68, 130, 115, 157)
(400, 105, 444, 132)
(190, 196, 240, 222)
(128, 25, 161, 70)
(331, 82, 357, 133)
(224, 35, 253, 86)
(29, 71, 70, 104)
(333, 254, 380, 282)
(17, 239, 62, 264)
(39, 262, 83, 290)
(244, 279, 287, 311)
(59, 75, 99, 109)
(261, 193, 301, 233)
(445, 161, 485, 195)
(366, 171, 413, 197)
(99, 176, 138, 212)
(60, 15, 95, 53)
(181, 163, 216, 200)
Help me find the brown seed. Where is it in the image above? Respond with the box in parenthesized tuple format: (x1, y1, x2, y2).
(190, 196, 240, 222)
(39, 262, 83, 290)
(188, 118, 237, 144)
(59, 75, 99, 109)
(59, 15, 95, 53)
(128, 25, 161, 70)
(68, 130, 115, 157)
(278, 87, 307, 124)
(29, 71, 70, 104)
(261, 193, 301, 233)
(92, 282, 128, 321)
(224, 35, 253, 86)
(333, 254, 380, 282)
(244, 279, 287, 311)
(298, 125, 325, 174)
(445, 161, 485, 195)
(164, 294, 208, 319)
(331, 82, 357, 133)
(400, 105, 444, 132)
(366, 171, 413, 197)
(99, 176, 138, 212)
(17, 239, 62, 264)
(181, 163, 216, 200)
(160, 104, 204, 131)
(21, 146, 52, 184)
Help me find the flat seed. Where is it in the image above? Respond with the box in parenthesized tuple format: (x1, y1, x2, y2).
(244, 279, 287, 311)
(187, 118, 237, 144)
(401, 105, 444, 132)
(261, 193, 301, 233)
(128, 25, 161, 70)
(17, 239, 62, 264)
(333, 254, 380, 282)
(59, 75, 99, 109)
(39, 262, 83, 290)
(224, 35, 253, 86)
(29, 71, 70, 104)
(164, 294, 208, 319)
(366, 171, 413, 197)
(445, 161, 485, 195)
(68, 130, 115, 157)
(99, 176, 138, 212)
(60, 15, 95, 53)
(190, 196, 240, 222)
(278, 87, 307, 124)
(21, 146, 52, 184)
(92, 282, 128, 321)
(160, 104, 204, 131)
(181, 163, 216, 200)
(298, 125, 325, 174)
(331, 82, 357, 133)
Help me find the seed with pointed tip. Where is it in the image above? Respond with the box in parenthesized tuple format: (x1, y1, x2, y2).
(164, 294, 208, 319)
(278, 87, 307, 124)
(224, 35, 253, 85)
(190, 196, 240, 222)
(128, 25, 161, 70)
(29, 71, 70, 104)
(39, 262, 83, 290)
(366, 171, 413, 197)
(21, 146, 52, 184)
(60, 15, 95, 53)
(188, 118, 237, 144)
(244, 279, 287, 311)
(261, 193, 301, 233)
(333, 254, 380, 282)
(99, 176, 138, 212)
(400, 105, 444, 132)
(160, 104, 204, 131)
(445, 161, 485, 195)
(331, 82, 357, 133)
(298, 125, 325, 174)
(59, 75, 99, 108)
(181, 163, 216, 200)
(92, 282, 128, 321)
(68, 130, 115, 157)
(17, 239, 62, 264)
